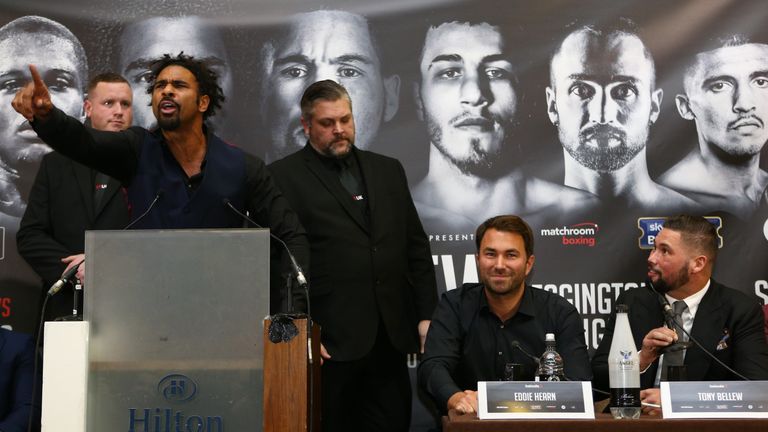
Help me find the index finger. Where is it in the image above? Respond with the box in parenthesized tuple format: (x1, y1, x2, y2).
(29, 64, 44, 88)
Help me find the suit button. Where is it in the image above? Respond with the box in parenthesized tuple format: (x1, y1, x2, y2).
(372, 247, 378, 253)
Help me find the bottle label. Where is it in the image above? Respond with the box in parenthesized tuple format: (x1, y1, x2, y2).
(610, 388, 641, 408)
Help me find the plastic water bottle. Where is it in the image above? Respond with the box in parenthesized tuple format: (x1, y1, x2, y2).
(535, 333, 565, 381)
(608, 304, 641, 419)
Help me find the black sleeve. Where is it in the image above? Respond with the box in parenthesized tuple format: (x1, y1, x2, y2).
(397, 160, 438, 321)
(16, 156, 71, 288)
(554, 299, 593, 381)
(31, 106, 142, 183)
(418, 292, 463, 412)
(244, 154, 310, 313)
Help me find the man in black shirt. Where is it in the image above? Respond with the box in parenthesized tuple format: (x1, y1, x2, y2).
(418, 215, 591, 415)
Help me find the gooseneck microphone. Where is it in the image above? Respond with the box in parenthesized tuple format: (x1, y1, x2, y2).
(47, 189, 165, 298)
(646, 279, 693, 353)
(222, 199, 308, 290)
(511, 340, 541, 366)
(123, 189, 164, 230)
(47, 262, 82, 296)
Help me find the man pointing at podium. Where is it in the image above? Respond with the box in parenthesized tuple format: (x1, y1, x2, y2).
(11, 54, 309, 310)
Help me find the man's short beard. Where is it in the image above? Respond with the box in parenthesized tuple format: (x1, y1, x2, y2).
(652, 262, 690, 294)
(563, 124, 644, 172)
(158, 116, 181, 131)
(426, 117, 502, 177)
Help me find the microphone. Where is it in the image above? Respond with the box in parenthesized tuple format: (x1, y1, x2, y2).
(47, 189, 164, 298)
(511, 340, 541, 366)
(646, 279, 693, 353)
(47, 261, 82, 297)
(123, 189, 164, 230)
(222, 199, 308, 289)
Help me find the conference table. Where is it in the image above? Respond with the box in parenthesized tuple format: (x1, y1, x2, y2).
(442, 411, 767, 431)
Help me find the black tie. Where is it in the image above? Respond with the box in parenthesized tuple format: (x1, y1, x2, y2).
(337, 157, 361, 197)
(662, 300, 688, 378)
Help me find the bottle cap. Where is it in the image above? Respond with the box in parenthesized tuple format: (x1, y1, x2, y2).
(616, 304, 629, 313)
(545, 333, 555, 342)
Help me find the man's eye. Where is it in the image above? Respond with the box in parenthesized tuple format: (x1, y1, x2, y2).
(102, 100, 114, 108)
(135, 70, 154, 85)
(48, 77, 74, 92)
(753, 77, 768, 88)
(485, 68, 508, 80)
(569, 83, 595, 99)
(437, 68, 462, 80)
(338, 67, 362, 79)
(707, 81, 731, 93)
(611, 84, 637, 101)
(0, 78, 23, 93)
(280, 66, 307, 79)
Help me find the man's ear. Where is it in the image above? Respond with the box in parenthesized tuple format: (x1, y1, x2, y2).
(524, 254, 535, 277)
(300, 116, 310, 137)
(382, 74, 400, 122)
(83, 99, 92, 120)
(198, 94, 210, 113)
(649, 88, 664, 124)
(545, 87, 558, 126)
(675, 94, 695, 120)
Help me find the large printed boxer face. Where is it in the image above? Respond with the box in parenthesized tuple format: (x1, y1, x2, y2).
(0, 32, 83, 173)
(118, 16, 231, 130)
(260, 10, 398, 161)
(417, 22, 517, 175)
(547, 30, 662, 172)
(677, 43, 768, 159)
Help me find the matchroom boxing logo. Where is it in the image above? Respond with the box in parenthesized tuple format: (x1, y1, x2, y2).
(539, 222, 599, 247)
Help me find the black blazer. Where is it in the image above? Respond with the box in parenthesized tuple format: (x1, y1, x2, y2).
(0, 329, 39, 432)
(17, 151, 129, 319)
(269, 145, 437, 361)
(592, 281, 768, 391)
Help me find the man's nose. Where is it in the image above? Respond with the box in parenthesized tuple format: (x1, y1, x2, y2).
(459, 73, 488, 108)
(733, 84, 756, 113)
(586, 88, 617, 124)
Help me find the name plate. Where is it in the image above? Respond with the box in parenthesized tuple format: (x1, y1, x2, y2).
(478, 381, 594, 419)
(661, 381, 768, 418)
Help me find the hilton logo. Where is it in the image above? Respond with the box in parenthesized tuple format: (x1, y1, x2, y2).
(158, 374, 198, 402)
(128, 374, 223, 432)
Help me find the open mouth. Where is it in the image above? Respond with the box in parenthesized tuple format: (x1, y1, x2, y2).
(159, 99, 178, 115)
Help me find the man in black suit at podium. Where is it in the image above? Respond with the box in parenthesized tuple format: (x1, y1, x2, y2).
(269, 80, 437, 432)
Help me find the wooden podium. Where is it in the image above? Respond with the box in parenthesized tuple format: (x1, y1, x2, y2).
(263, 317, 321, 431)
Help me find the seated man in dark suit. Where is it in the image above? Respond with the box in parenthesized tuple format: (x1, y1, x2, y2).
(592, 215, 768, 414)
(17, 73, 132, 320)
(419, 215, 592, 415)
(0, 328, 39, 432)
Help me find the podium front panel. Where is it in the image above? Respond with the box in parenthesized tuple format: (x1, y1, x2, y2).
(84, 229, 269, 431)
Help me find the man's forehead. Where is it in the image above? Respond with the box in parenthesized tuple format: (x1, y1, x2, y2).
(275, 12, 378, 65)
(553, 30, 653, 82)
(91, 81, 132, 97)
(421, 22, 505, 67)
(689, 43, 768, 83)
(119, 18, 225, 67)
(0, 33, 77, 69)
(156, 65, 196, 82)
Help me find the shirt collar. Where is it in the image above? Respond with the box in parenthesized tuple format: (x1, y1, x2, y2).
(479, 284, 536, 321)
(665, 278, 710, 318)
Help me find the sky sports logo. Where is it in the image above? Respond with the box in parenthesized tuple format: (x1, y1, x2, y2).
(539, 222, 599, 247)
(637, 216, 723, 249)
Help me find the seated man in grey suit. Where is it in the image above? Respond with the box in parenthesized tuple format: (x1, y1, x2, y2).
(591, 215, 768, 415)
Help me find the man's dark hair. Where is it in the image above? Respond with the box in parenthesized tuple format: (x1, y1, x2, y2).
(87, 72, 129, 95)
(475, 215, 534, 258)
(0, 16, 88, 92)
(663, 215, 718, 262)
(550, 17, 656, 88)
(300, 80, 352, 120)
(146, 52, 225, 120)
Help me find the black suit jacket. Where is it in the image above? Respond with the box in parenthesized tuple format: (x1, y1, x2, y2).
(592, 281, 768, 391)
(269, 145, 437, 361)
(16, 151, 129, 319)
